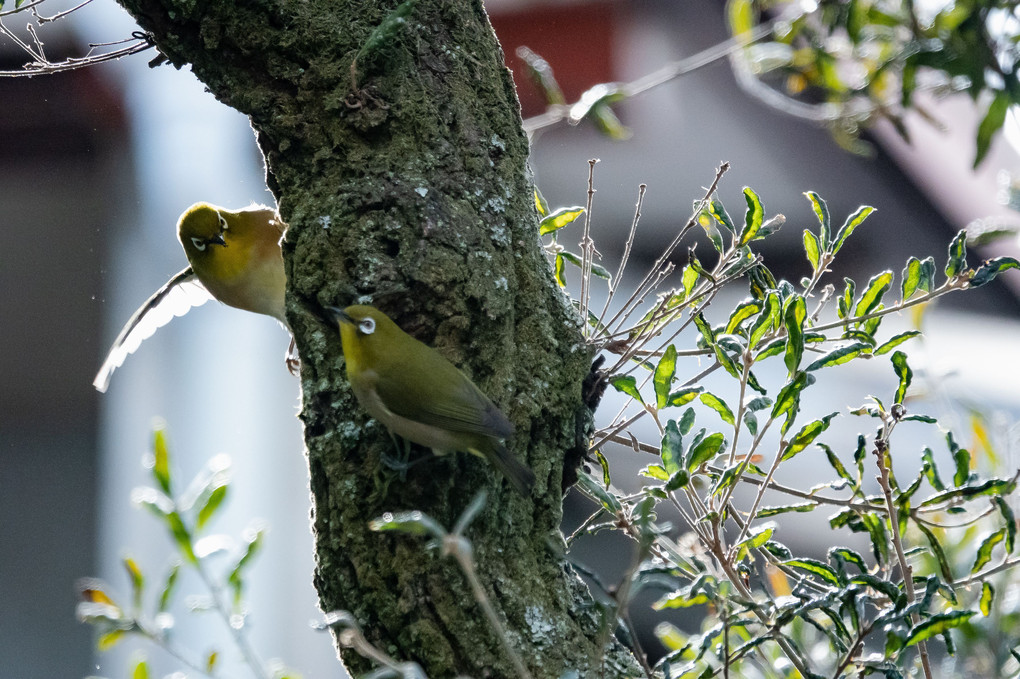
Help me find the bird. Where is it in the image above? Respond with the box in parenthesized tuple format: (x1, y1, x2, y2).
(93, 202, 289, 393)
(325, 305, 536, 496)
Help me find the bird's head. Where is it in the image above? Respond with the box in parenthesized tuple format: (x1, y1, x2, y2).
(178, 203, 229, 260)
(325, 305, 403, 370)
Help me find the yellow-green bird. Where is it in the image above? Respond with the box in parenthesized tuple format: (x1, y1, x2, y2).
(93, 202, 289, 392)
(327, 305, 535, 496)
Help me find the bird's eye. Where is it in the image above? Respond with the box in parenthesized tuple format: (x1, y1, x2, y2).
(191, 236, 207, 251)
(218, 214, 228, 230)
(359, 318, 376, 335)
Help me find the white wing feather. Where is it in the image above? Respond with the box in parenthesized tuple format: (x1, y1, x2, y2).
(93, 268, 213, 392)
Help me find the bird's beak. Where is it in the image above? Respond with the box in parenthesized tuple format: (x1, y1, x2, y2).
(323, 306, 352, 326)
(209, 234, 227, 247)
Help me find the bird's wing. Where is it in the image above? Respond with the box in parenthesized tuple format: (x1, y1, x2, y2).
(93, 267, 212, 392)
(373, 368, 514, 439)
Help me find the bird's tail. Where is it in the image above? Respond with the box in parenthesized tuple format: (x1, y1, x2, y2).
(474, 440, 536, 496)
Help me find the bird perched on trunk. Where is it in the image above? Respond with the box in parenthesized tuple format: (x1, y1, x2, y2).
(326, 305, 535, 496)
(93, 202, 289, 392)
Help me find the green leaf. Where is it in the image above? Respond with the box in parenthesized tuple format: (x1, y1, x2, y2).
(874, 331, 921, 355)
(610, 375, 644, 405)
(197, 484, 229, 531)
(803, 229, 821, 271)
(782, 412, 838, 461)
(594, 449, 611, 487)
(554, 253, 566, 287)
(901, 257, 923, 301)
(980, 582, 995, 617)
(783, 558, 840, 585)
(228, 526, 265, 603)
(975, 90, 1009, 168)
(687, 432, 725, 471)
(725, 300, 762, 334)
(920, 478, 1018, 507)
(132, 659, 150, 679)
(854, 271, 893, 318)
(945, 230, 969, 278)
(166, 512, 196, 564)
(539, 206, 585, 236)
(921, 447, 945, 492)
(948, 432, 970, 487)
(654, 591, 711, 610)
(699, 392, 735, 426)
(653, 345, 677, 410)
(123, 557, 144, 610)
(771, 371, 811, 424)
(681, 263, 699, 299)
(994, 496, 1016, 553)
(837, 277, 856, 320)
(734, 525, 774, 558)
(972, 528, 1006, 573)
(534, 188, 549, 217)
(758, 502, 817, 517)
(158, 563, 180, 613)
(832, 205, 875, 254)
(918, 256, 936, 295)
(708, 198, 736, 234)
(738, 187, 764, 246)
(804, 191, 831, 250)
(152, 427, 172, 494)
(891, 351, 912, 405)
(830, 547, 867, 573)
(666, 386, 703, 408)
(969, 256, 1020, 288)
(805, 342, 870, 371)
(558, 250, 611, 280)
(661, 420, 682, 475)
(860, 511, 889, 563)
(905, 610, 975, 647)
(677, 407, 696, 435)
(917, 523, 954, 583)
(784, 295, 807, 375)
(747, 292, 779, 349)
(818, 443, 854, 487)
(577, 472, 622, 513)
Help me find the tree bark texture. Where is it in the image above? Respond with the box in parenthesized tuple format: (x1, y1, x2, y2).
(115, 0, 641, 676)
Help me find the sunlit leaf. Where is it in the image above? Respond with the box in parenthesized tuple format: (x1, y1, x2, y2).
(661, 420, 682, 476)
(905, 610, 974, 646)
(969, 256, 1020, 288)
(738, 187, 764, 246)
(783, 558, 840, 585)
(832, 205, 875, 254)
(782, 412, 838, 461)
(971, 528, 1006, 573)
(539, 206, 585, 236)
(803, 229, 820, 271)
(874, 331, 921, 355)
(610, 375, 644, 405)
(687, 432, 725, 471)
(654, 345, 677, 410)
(854, 271, 893, 318)
(891, 351, 912, 405)
(980, 582, 994, 617)
(699, 392, 734, 426)
(805, 341, 870, 371)
(804, 191, 830, 250)
(784, 295, 806, 375)
(945, 230, 969, 278)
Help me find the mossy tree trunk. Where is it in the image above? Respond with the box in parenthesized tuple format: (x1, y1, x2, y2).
(115, 0, 641, 675)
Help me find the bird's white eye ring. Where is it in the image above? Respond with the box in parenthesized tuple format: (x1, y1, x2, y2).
(218, 214, 228, 230)
(191, 236, 207, 251)
(359, 318, 376, 335)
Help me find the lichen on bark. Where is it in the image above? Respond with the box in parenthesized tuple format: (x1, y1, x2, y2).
(115, 0, 641, 675)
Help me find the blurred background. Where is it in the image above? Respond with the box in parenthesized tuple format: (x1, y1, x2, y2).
(2, 0, 1019, 677)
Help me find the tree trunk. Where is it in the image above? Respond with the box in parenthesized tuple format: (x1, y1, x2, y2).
(115, 0, 641, 675)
